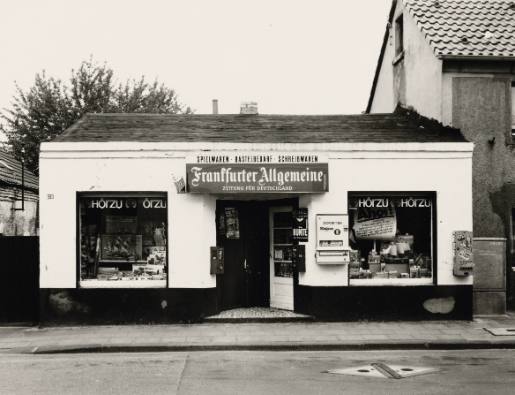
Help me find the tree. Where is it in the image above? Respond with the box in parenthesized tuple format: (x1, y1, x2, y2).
(1, 58, 192, 174)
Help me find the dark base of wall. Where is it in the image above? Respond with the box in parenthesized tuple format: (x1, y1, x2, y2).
(295, 285, 473, 321)
(39, 288, 218, 325)
(40, 285, 472, 324)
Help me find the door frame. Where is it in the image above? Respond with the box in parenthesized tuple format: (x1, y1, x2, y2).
(215, 198, 299, 313)
(269, 205, 295, 311)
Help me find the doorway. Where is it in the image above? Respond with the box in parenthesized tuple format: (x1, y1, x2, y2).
(216, 199, 295, 312)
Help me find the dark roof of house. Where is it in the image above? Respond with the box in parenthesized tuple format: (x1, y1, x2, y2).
(366, 0, 515, 113)
(52, 108, 467, 144)
(0, 150, 38, 191)
(405, 0, 515, 58)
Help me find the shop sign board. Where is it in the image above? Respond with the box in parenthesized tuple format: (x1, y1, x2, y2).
(186, 162, 328, 194)
(292, 208, 308, 241)
(316, 214, 348, 250)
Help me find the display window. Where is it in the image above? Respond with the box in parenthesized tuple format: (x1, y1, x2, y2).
(348, 192, 435, 285)
(78, 193, 168, 288)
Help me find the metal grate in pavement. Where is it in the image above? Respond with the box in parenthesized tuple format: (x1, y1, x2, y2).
(484, 327, 515, 336)
(325, 362, 438, 380)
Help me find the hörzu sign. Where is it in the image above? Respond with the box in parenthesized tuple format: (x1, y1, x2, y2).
(186, 154, 328, 194)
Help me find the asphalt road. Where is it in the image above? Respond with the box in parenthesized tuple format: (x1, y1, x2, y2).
(0, 349, 514, 394)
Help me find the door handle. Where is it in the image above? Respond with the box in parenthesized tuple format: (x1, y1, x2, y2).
(243, 259, 247, 270)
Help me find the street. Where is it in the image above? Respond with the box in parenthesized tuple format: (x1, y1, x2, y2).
(0, 349, 514, 394)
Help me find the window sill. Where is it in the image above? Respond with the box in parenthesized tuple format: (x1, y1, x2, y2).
(350, 278, 433, 286)
(392, 51, 405, 66)
(79, 279, 166, 288)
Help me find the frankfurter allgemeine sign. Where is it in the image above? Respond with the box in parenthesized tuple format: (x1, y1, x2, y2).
(186, 163, 329, 193)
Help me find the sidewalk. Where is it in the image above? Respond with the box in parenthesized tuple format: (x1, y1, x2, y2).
(2, 314, 515, 354)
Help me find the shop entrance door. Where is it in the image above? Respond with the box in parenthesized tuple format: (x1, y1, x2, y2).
(216, 201, 269, 311)
(269, 206, 294, 311)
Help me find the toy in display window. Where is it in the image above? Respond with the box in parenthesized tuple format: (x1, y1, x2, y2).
(79, 196, 168, 285)
(348, 195, 433, 281)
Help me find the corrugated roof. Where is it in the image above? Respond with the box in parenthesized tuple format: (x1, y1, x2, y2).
(404, 0, 515, 58)
(51, 109, 467, 144)
(0, 150, 38, 191)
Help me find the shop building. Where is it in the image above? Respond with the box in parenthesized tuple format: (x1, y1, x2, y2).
(366, 0, 515, 314)
(39, 111, 474, 323)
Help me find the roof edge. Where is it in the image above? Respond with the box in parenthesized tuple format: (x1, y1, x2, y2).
(439, 55, 515, 62)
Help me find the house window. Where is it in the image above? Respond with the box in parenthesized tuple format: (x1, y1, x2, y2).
(348, 192, 435, 285)
(395, 14, 404, 57)
(78, 193, 168, 288)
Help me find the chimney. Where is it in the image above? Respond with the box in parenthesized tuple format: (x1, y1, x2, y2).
(212, 99, 219, 115)
(240, 101, 258, 115)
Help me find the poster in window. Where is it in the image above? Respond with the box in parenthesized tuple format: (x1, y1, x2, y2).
(353, 204, 397, 241)
(225, 207, 240, 239)
(145, 246, 167, 265)
(105, 216, 137, 234)
(100, 234, 142, 261)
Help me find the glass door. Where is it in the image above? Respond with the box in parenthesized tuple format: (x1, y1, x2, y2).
(269, 206, 294, 310)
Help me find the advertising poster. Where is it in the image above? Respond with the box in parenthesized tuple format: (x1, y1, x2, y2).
(145, 246, 167, 265)
(353, 205, 397, 241)
(225, 207, 240, 239)
(453, 231, 473, 274)
(292, 208, 308, 241)
(105, 216, 137, 234)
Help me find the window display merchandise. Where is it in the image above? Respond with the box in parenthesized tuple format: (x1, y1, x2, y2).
(79, 195, 167, 287)
(348, 193, 434, 282)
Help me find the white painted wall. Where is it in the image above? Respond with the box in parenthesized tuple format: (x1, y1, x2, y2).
(39, 152, 216, 289)
(40, 142, 473, 289)
(402, 4, 443, 121)
(369, 29, 396, 113)
(369, 1, 443, 120)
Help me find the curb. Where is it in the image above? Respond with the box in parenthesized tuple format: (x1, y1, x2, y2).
(13, 340, 515, 355)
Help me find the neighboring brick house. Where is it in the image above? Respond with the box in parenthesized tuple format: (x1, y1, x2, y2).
(0, 150, 38, 236)
(366, 0, 515, 314)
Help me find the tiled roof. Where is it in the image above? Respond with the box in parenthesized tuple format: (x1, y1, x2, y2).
(52, 109, 467, 144)
(404, 0, 515, 58)
(0, 150, 38, 191)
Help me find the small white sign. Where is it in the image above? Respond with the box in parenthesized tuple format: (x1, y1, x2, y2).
(316, 214, 348, 251)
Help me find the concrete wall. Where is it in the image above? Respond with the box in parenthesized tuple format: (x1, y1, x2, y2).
(447, 74, 515, 310)
(449, 76, 514, 238)
(40, 141, 473, 290)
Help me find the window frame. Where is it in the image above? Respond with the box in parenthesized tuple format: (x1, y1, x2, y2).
(347, 191, 437, 287)
(393, 14, 405, 63)
(76, 191, 169, 289)
(511, 81, 515, 141)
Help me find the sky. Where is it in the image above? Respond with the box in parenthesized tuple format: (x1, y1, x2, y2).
(0, 0, 390, 125)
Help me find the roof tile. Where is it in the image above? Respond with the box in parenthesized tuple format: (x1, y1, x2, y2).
(404, 0, 515, 58)
(0, 151, 38, 190)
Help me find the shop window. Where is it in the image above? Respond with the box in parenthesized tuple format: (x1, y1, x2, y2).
(78, 193, 168, 288)
(348, 193, 435, 285)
